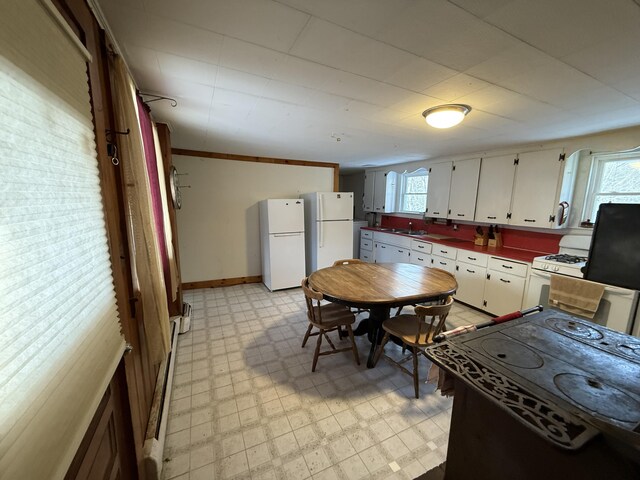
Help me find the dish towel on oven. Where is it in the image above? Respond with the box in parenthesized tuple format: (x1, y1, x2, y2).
(548, 274, 605, 319)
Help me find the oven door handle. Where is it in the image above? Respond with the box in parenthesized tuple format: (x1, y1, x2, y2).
(531, 269, 552, 280)
(531, 270, 636, 297)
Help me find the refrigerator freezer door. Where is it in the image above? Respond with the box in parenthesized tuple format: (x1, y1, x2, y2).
(316, 220, 353, 270)
(267, 232, 306, 290)
(266, 199, 305, 234)
(318, 192, 353, 221)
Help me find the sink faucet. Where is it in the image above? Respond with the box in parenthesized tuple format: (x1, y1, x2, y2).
(408, 222, 413, 233)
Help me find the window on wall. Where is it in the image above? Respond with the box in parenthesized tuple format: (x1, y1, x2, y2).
(399, 168, 429, 213)
(584, 151, 640, 221)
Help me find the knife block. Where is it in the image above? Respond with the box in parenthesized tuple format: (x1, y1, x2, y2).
(474, 234, 488, 246)
(488, 233, 503, 248)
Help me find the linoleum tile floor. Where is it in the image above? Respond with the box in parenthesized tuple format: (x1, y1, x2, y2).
(162, 284, 490, 480)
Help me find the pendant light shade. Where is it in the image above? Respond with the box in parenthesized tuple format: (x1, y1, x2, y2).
(422, 104, 472, 129)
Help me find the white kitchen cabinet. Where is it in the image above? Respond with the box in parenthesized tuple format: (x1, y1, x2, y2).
(475, 154, 517, 224)
(363, 170, 398, 213)
(375, 242, 410, 263)
(359, 230, 373, 263)
(431, 245, 457, 274)
(483, 257, 529, 316)
(410, 239, 433, 267)
(448, 158, 481, 221)
(363, 172, 375, 212)
(510, 149, 576, 228)
(455, 252, 488, 309)
(373, 231, 410, 263)
(455, 263, 487, 309)
(424, 162, 452, 219)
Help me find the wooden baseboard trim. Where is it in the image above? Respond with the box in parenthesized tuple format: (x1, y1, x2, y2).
(182, 276, 262, 290)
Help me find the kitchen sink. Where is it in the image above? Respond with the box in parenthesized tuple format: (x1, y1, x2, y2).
(407, 230, 427, 236)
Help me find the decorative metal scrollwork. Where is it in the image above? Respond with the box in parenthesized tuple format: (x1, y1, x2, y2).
(428, 343, 597, 450)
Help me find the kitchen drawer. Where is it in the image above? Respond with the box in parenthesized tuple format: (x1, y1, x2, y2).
(374, 231, 411, 248)
(361, 238, 373, 251)
(488, 257, 528, 278)
(360, 249, 373, 263)
(457, 251, 488, 268)
(432, 255, 456, 274)
(432, 245, 457, 260)
(411, 253, 432, 267)
(361, 229, 373, 240)
(411, 239, 432, 254)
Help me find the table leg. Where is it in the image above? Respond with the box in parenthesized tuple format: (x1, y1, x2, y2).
(366, 306, 389, 368)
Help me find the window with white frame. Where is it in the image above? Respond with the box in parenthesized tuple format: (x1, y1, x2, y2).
(584, 150, 640, 222)
(399, 168, 429, 213)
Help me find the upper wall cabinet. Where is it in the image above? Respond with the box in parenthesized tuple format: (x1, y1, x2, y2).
(448, 158, 481, 221)
(363, 170, 397, 213)
(475, 154, 517, 224)
(510, 149, 576, 228)
(425, 162, 452, 219)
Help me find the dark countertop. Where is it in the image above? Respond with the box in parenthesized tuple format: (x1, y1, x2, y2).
(361, 226, 547, 263)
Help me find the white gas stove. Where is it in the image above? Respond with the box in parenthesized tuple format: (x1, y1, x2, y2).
(527, 234, 640, 336)
(531, 235, 590, 278)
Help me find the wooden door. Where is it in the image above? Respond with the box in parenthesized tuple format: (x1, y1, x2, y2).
(54, 0, 162, 477)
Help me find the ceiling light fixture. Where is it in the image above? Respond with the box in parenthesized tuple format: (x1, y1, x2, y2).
(422, 104, 471, 129)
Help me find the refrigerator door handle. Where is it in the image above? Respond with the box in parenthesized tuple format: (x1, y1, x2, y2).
(318, 221, 323, 248)
(318, 193, 324, 222)
(273, 233, 302, 237)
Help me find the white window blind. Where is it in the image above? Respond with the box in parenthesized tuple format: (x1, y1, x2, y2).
(0, 1, 125, 479)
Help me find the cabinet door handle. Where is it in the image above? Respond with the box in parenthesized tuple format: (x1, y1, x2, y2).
(468, 256, 476, 260)
(524, 219, 536, 222)
(417, 245, 424, 249)
(466, 269, 475, 273)
(439, 261, 446, 265)
(502, 264, 513, 269)
(487, 216, 496, 219)
(500, 278, 511, 283)
(457, 213, 465, 217)
(397, 250, 403, 253)
(433, 211, 440, 215)
(418, 257, 424, 261)
(381, 245, 386, 249)
(440, 250, 447, 254)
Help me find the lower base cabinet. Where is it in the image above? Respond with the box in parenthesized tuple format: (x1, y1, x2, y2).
(375, 242, 410, 263)
(483, 270, 527, 316)
(455, 262, 487, 309)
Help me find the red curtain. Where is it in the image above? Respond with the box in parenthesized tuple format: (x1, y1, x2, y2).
(136, 96, 170, 299)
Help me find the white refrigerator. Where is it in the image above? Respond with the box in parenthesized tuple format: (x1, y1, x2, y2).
(259, 199, 306, 291)
(300, 192, 354, 274)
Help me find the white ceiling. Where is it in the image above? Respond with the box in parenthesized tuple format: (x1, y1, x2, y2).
(98, 0, 640, 171)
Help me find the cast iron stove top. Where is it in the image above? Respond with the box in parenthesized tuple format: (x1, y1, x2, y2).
(426, 310, 640, 450)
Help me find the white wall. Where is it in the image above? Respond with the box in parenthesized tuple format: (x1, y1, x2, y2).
(174, 155, 334, 283)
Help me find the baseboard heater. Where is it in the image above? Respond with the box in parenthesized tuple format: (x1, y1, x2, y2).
(142, 302, 191, 480)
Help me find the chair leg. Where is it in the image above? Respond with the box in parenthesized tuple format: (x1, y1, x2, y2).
(346, 324, 360, 365)
(301, 323, 313, 348)
(412, 348, 419, 399)
(312, 328, 323, 372)
(373, 332, 391, 367)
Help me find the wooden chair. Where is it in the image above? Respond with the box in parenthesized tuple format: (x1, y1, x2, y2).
(332, 258, 364, 266)
(301, 278, 360, 372)
(373, 296, 454, 398)
(332, 259, 369, 317)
